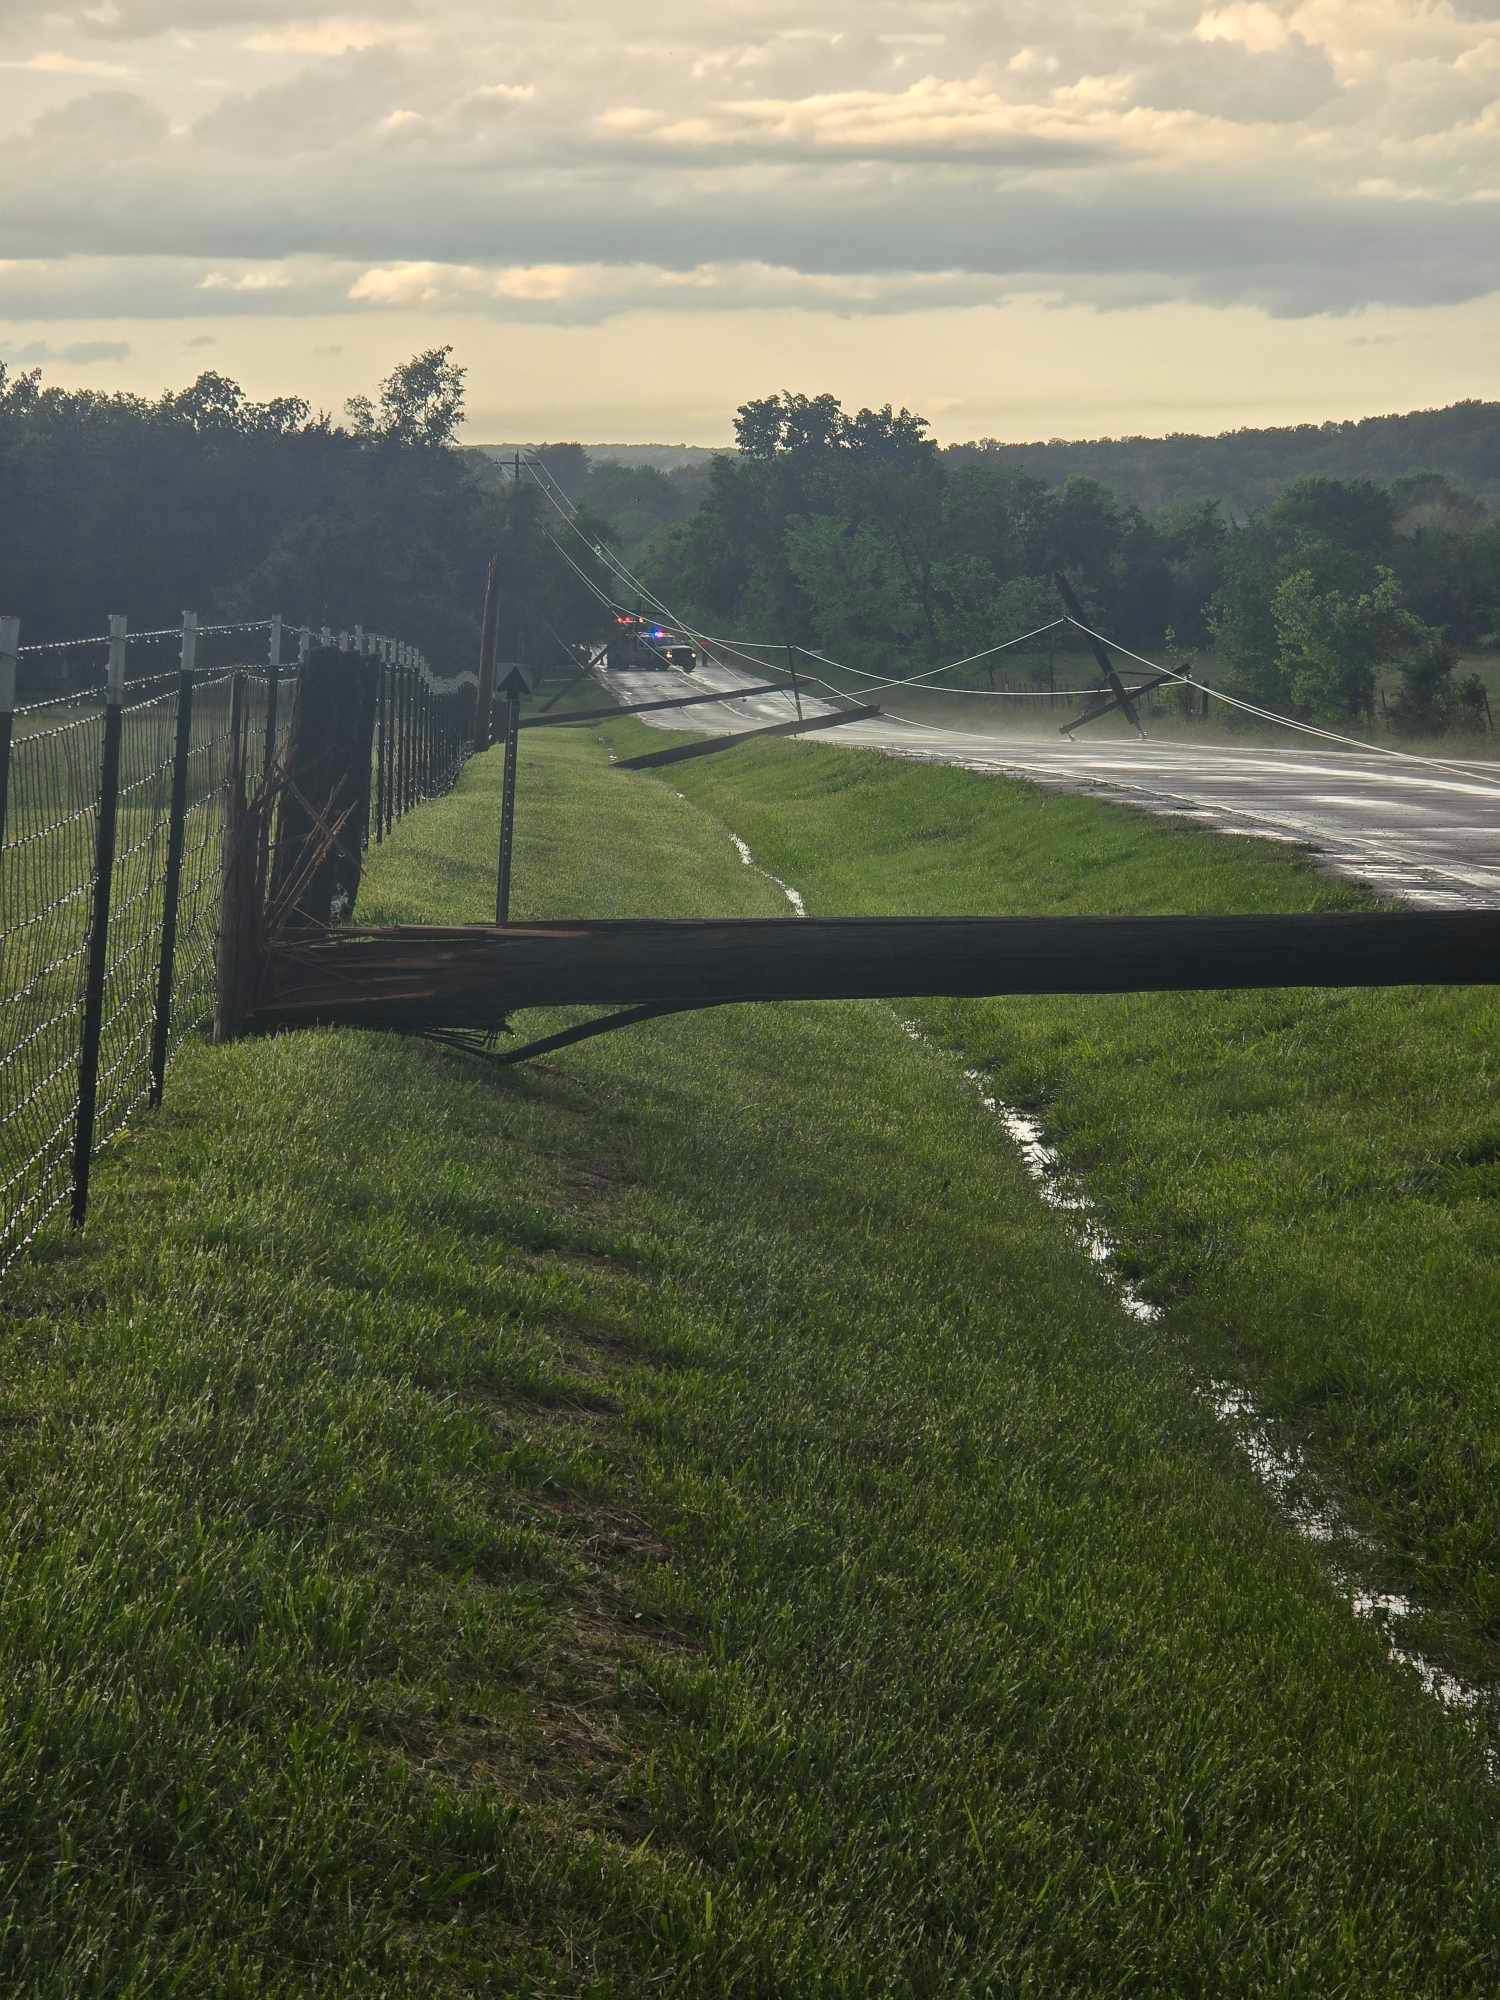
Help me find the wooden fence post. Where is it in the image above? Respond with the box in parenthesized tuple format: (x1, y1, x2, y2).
(71, 614, 127, 1227)
(149, 614, 198, 1104)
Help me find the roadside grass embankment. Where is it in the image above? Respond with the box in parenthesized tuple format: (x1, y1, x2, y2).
(1, 724, 1497, 1993)
(601, 714, 1500, 1680)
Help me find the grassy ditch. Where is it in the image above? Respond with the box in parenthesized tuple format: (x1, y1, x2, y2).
(0, 726, 1497, 1993)
(602, 714, 1500, 1675)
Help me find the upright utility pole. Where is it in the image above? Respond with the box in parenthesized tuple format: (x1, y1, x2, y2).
(494, 662, 533, 925)
(475, 555, 500, 750)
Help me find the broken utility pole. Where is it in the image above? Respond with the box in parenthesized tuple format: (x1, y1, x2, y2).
(1054, 572, 1149, 740)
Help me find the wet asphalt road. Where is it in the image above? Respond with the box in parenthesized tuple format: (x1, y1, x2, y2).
(604, 660, 1500, 910)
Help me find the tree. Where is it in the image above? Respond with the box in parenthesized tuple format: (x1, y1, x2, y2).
(346, 347, 466, 449)
(1270, 563, 1410, 721)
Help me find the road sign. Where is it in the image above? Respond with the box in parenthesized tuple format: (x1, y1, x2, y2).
(496, 660, 535, 695)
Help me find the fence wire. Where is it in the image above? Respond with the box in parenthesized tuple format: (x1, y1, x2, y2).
(0, 699, 106, 1264)
(0, 630, 476, 1282)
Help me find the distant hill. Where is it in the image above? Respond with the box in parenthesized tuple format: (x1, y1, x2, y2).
(953, 400, 1500, 515)
(478, 402, 1500, 515)
(479, 443, 724, 473)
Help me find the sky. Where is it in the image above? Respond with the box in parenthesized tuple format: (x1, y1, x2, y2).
(3, 0, 1500, 445)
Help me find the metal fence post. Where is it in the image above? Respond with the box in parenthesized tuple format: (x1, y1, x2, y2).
(0, 616, 18, 861)
(402, 652, 414, 816)
(71, 614, 127, 1228)
(383, 642, 396, 836)
(149, 614, 198, 1105)
(262, 613, 282, 786)
(374, 641, 386, 844)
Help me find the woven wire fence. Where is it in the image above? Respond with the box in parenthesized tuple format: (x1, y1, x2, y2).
(0, 623, 477, 1281)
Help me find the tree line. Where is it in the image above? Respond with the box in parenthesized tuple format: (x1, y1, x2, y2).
(0, 349, 620, 689)
(621, 393, 1500, 732)
(6, 356, 1499, 732)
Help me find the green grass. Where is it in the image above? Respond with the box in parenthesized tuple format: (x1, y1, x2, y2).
(609, 716, 1500, 1672)
(1, 725, 1497, 1993)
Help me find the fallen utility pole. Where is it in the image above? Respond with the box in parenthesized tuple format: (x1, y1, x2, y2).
(1054, 572, 1146, 739)
(1061, 667, 1179, 740)
(615, 704, 881, 771)
(522, 680, 799, 730)
(252, 910, 1500, 1035)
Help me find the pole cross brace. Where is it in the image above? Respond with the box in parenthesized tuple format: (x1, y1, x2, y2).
(1061, 667, 1179, 740)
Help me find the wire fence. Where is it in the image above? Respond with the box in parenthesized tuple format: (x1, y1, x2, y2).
(0, 613, 479, 1279)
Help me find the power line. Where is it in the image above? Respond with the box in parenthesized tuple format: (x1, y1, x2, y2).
(1064, 619, 1500, 795)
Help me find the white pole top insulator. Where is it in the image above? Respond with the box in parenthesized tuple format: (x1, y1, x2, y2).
(107, 615, 128, 702)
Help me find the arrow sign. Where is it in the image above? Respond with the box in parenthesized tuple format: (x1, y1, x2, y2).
(496, 660, 535, 695)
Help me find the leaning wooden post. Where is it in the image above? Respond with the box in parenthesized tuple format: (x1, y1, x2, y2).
(0, 616, 18, 863)
(71, 614, 127, 1227)
(149, 614, 198, 1104)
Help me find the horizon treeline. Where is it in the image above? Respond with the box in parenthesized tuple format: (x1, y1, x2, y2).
(613, 392, 1500, 730)
(6, 354, 1500, 730)
(0, 348, 592, 677)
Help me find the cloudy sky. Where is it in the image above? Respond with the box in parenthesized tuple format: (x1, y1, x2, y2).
(3, 0, 1499, 443)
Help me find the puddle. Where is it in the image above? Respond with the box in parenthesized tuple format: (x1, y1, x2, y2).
(922, 1025, 1487, 1720)
(728, 831, 806, 917)
(718, 824, 1488, 1726)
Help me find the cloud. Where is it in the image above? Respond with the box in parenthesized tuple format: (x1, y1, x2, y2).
(3, 339, 132, 364)
(0, 50, 135, 75)
(2, 0, 1500, 335)
(27, 89, 170, 154)
(198, 267, 293, 290)
(1194, 5, 1291, 55)
(241, 16, 427, 54)
(43, 0, 418, 41)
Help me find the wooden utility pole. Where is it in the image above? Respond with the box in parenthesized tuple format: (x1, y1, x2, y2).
(494, 662, 533, 925)
(475, 555, 500, 750)
(1054, 572, 1146, 738)
(252, 910, 1500, 1035)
